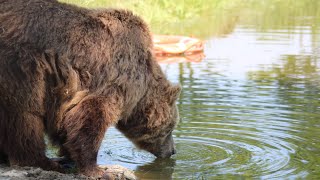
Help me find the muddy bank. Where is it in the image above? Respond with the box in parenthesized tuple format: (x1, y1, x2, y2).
(0, 164, 136, 180)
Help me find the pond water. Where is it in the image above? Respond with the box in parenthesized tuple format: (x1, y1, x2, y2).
(60, 0, 320, 179)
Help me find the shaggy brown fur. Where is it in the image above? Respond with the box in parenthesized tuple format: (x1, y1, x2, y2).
(0, 0, 181, 178)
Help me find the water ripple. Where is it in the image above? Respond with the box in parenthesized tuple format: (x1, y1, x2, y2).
(96, 25, 320, 179)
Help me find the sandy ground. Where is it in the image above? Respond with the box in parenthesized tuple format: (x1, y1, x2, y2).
(0, 164, 136, 180)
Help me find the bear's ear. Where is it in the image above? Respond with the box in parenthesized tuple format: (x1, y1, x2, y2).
(166, 84, 181, 105)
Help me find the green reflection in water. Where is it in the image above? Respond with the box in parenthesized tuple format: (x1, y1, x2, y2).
(247, 55, 320, 177)
(53, 0, 320, 179)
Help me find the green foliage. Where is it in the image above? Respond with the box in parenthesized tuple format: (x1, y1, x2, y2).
(60, 0, 320, 38)
(59, 0, 243, 38)
(242, 0, 320, 30)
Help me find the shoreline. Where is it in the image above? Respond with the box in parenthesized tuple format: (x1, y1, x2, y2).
(0, 164, 136, 180)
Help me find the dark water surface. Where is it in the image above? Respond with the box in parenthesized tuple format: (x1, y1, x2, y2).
(60, 1, 320, 179)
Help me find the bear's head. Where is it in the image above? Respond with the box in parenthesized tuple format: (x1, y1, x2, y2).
(117, 82, 181, 158)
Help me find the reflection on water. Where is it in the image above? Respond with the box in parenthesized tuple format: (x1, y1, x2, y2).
(59, 0, 320, 179)
(156, 52, 205, 64)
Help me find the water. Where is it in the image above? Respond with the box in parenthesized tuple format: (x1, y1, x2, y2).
(60, 0, 320, 179)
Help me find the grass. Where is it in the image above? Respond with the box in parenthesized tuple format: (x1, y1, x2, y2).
(60, 0, 320, 38)
(59, 0, 243, 38)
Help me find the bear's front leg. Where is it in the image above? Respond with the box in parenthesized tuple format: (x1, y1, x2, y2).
(61, 95, 121, 178)
(4, 112, 63, 172)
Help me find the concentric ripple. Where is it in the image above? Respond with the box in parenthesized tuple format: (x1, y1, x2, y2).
(96, 25, 320, 179)
(98, 127, 155, 169)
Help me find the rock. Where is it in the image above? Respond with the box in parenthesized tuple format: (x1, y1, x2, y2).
(0, 164, 136, 180)
(99, 165, 136, 180)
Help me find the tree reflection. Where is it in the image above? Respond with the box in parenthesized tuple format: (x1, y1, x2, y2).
(248, 54, 320, 113)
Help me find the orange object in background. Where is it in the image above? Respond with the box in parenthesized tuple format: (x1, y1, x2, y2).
(152, 35, 205, 63)
(156, 52, 205, 64)
(153, 35, 204, 55)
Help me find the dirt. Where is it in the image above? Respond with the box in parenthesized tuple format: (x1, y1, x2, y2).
(0, 164, 136, 180)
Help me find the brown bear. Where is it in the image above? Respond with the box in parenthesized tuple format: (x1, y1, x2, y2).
(0, 0, 181, 178)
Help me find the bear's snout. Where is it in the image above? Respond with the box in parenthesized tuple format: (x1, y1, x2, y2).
(154, 132, 176, 158)
(155, 147, 176, 158)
